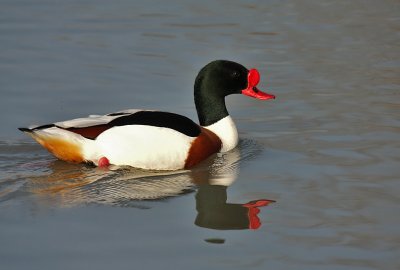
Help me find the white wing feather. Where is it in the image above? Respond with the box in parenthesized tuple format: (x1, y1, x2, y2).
(49, 109, 148, 129)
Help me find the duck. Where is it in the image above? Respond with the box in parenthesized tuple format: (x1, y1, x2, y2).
(19, 60, 275, 170)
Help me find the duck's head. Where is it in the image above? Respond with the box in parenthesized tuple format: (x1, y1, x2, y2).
(194, 60, 275, 126)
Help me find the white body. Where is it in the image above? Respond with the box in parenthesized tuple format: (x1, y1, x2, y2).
(95, 125, 195, 170)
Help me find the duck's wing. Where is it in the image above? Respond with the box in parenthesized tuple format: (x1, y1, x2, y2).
(20, 110, 201, 140)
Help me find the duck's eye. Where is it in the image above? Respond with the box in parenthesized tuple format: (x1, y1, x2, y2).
(231, 71, 240, 78)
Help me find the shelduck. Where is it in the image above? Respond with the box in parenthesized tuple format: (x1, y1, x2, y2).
(19, 60, 275, 170)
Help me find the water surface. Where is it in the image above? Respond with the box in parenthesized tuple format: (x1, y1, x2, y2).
(1, 1, 399, 269)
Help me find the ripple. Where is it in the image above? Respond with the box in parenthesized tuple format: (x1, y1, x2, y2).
(0, 139, 263, 208)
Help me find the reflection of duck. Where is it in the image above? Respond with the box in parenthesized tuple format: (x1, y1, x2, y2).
(25, 162, 196, 206)
(192, 143, 275, 230)
(19, 60, 274, 170)
(195, 185, 274, 230)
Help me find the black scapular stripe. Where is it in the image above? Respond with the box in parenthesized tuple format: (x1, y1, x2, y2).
(109, 111, 201, 137)
(107, 112, 130, 116)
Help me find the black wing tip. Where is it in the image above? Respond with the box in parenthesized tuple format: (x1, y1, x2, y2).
(18, 127, 32, 132)
(18, 124, 55, 133)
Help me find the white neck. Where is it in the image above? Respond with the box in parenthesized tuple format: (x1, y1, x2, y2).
(203, 115, 238, 152)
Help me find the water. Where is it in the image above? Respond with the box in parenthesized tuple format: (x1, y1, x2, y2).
(1, 0, 399, 269)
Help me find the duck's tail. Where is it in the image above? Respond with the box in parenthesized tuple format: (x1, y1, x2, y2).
(18, 126, 87, 163)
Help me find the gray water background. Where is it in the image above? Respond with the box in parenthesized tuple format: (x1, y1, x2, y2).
(0, 0, 399, 269)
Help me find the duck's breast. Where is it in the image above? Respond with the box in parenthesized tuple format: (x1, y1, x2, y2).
(184, 127, 221, 168)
